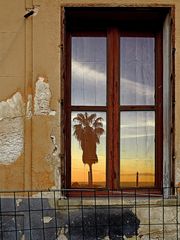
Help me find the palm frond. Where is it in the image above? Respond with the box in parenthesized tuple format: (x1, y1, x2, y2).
(93, 122, 103, 128)
(95, 128, 104, 135)
(87, 113, 97, 123)
(93, 117, 104, 127)
(73, 124, 84, 142)
(73, 113, 86, 126)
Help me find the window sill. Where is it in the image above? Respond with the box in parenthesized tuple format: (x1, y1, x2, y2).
(57, 196, 179, 209)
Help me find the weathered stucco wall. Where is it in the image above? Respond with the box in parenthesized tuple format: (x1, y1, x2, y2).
(0, 0, 25, 190)
(0, 0, 180, 190)
(0, 0, 61, 190)
(1, 0, 180, 239)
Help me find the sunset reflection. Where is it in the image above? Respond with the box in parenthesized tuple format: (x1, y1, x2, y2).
(70, 36, 156, 189)
(71, 112, 106, 188)
(120, 112, 155, 187)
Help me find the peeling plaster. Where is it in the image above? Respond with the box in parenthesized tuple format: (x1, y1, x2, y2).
(0, 92, 24, 121)
(0, 92, 24, 165)
(26, 94, 32, 119)
(34, 77, 56, 116)
(50, 135, 58, 156)
(45, 131, 61, 189)
(50, 134, 60, 189)
(0, 117, 24, 164)
(0, 76, 57, 165)
(42, 216, 53, 224)
(57, 228, 68, 240)
(16, 199, 22, 207)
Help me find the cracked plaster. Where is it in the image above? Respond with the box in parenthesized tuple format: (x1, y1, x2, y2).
(0, 92, 24, 121)
(0, 117, 24, 164)
(0, 77, 57, 165)
(0, 92, 24, 164)
(34, 77, 56, 116)
(46, 131, 61, 189)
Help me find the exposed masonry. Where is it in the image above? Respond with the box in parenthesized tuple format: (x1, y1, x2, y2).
(0, 93, 24, 164)
(0, 117, 24, 164)
(0, 92, 24, 121)
(34, 77, 56, 116)
(0, 77, 57, 165)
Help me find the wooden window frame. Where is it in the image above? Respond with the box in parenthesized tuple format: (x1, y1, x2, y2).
(62, 7, 174, 195)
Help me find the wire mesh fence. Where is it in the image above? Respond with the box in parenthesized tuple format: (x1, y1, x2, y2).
(0, 187, 179, 240)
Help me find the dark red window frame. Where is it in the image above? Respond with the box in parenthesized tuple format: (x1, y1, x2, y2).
(63, 7, 170, 193)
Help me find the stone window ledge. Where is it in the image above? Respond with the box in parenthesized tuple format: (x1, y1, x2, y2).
(57, 197, 180, 209)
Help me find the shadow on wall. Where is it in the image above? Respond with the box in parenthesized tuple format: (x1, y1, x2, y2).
(59, 206, 140, 240)
(0, 197, 140, 240)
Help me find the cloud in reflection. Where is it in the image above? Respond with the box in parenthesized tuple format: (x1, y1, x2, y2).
(72, 59, 154, 103)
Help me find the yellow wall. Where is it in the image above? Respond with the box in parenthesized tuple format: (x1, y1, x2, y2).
(0, 0, 179, 190)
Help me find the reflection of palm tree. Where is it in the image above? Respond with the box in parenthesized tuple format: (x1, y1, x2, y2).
(73, 112, 104, 187)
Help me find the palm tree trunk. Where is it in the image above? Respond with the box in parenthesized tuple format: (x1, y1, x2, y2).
(88, 164, 93, 187)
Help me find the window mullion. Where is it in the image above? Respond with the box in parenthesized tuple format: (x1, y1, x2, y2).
(107, 28, 120, 190)
(107, 28, 114, 189)
(113, 28, 120, 190)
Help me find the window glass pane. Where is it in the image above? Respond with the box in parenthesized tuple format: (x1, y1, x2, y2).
(120, 111, 155, 187)
(120, 37, 155, 105)
(71, 112, 106, 188)
(72, 37, 107, 106)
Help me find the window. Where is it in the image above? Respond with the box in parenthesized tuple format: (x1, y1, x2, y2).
(63, 7, 173, 191)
